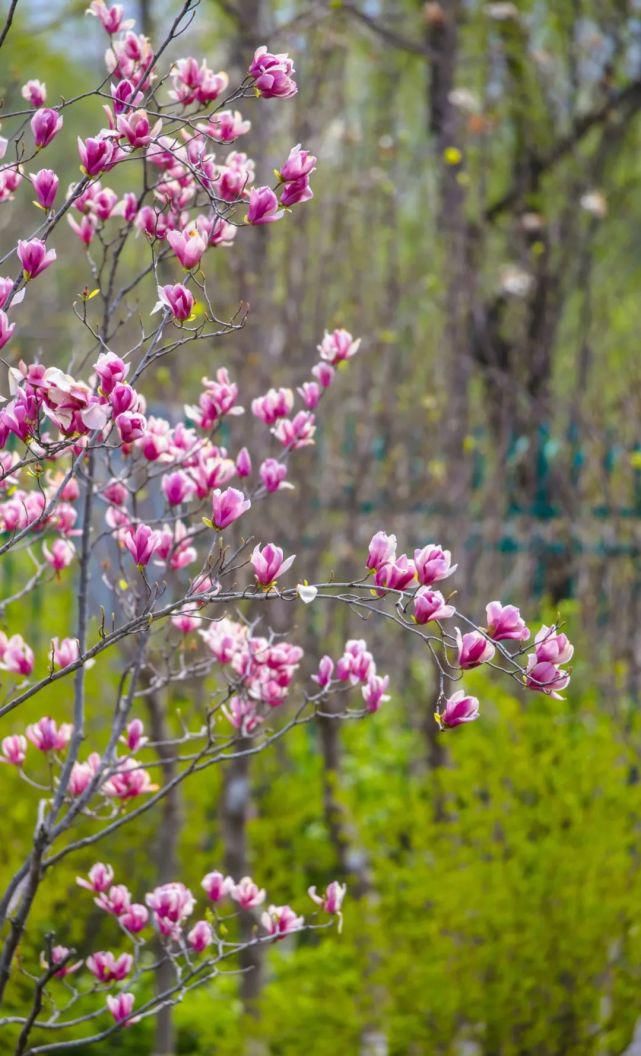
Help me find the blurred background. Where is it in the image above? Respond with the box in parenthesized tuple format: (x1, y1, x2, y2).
(4, 0, 641, 1053)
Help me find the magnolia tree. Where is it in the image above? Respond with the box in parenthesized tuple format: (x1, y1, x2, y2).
(0, 1, 574, 1051)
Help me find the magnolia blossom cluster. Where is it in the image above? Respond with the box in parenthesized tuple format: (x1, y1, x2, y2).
(67, 860, 344, 1024)
(524, 625, 574, 699)
(1, 716, 72, 766)
(2, 713, 157, 802)
(200, 617, 303, 734)
(364, 531, 573, 727)
(0, 324, 360, 592)
(0, 4, 312, 352)
(313, 639, 391, 713)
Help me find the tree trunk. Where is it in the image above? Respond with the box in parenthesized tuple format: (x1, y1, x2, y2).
(145, 685, 180, 1056)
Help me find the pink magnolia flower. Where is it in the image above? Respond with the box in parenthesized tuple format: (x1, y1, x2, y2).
(366, 530, 397, 572)
(231, 876, 265, 909)
(31, 168, 59, 209)
(50, 637, 80, 669)
(3, 635, 35, 676)
(216, 152, 255, 201)
(312, 361, 335, 388)
(106, 992, 137, 1026)
(436, 690, 480, 729)
(161, 470, 194, 506)
(185, 369, 243, 429)
(533, 625, 574, 665)
(68, 214, 98, 247)
(46, 472, 80, 503)
(222, 695, 262, 736)
(373, 555, 416, 591)
(297, 381, 321, 409)
(124, 523, 160, 566)
(246, 186, 283, 225)
(68, 756, 100, 797)
(119, 903, 148, 933)
(309, 880, 346, 916)
(251, 543, 295, 587)
(92, 187, 119, 220)
(102, 758, 158, 799)
(259, 458, 290, 493)
(210, 487, 251, 530)
(76, 862, 114, 893)
(77, 134, 120, 176)
(272, 410, 316, 449)
(42, 945, 82, 978)
(21, 79, 47, 107)
(17, 238, 56, 280)
(0, 734, 27, 766)
(154, 522, 197, 572)
(485, 601, 529, 642)
(169, 57, 228, 104)
(280, 176, 313, 207)
(414, 544, 457, 586)
(318, 328, 361, 366)
(120, 718, 147, 752)
(0, 278, 23, 311)
(136, 204, 167, 238)
(0, 166, 21, 199)
(202, 870, 234, 902)
(43, 538, 76, 572)
(362, 673, 390, 713)
(413, 587, 455, 625)
(27, 717, 72, 751)
(103, 479, 128, 506)
(187, 920, 213, 952)
(116, 189, 137, 219)
(207, 216, 236, 247)
(249, 46, 297, 99)
(68, 213, 98, 245)
(236, 447, 252, 477)
(146, 881, 195, 937)
(153, 283, 194, 322)
(336, 639, 375, 684)
(166, 226, 206, 270)
(455, 628, 495, 669)
(251, 387, 294, 425)
(525, 656, 571, 699)
(31, 108, 63, 149)
(116, 411, 147, 443)
(86, 950, 133, 983)
(0, 311, 16, 350)
(201, 109, 250, 143)
(109, 77, 139, 114)
(110, 381, 138, 416)
(261, 904, 304, 938)
(312, 655, 334, 688)
(116, 108, 159, 148)
(280, 143, 317, 182)
(87, 0, 134, 33)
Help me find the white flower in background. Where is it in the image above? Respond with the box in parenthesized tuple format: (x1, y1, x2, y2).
(580, 190, 608, 218)
(499, 265, 533, 298)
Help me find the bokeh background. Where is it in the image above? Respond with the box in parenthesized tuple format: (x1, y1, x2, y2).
(4, 1, 641, 1053)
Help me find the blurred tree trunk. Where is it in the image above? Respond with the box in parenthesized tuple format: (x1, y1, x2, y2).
(427, 1, 474, 559)
(145, 684, 180, 1056)
(139, 0, 153, 39)
(220, 747, 265, 1026)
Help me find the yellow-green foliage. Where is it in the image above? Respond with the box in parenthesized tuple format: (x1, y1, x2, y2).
(58, 679, 640, 1056)
(3, 564, 640, 1054)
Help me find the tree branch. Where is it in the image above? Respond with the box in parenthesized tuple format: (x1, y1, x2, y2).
(485, 76, 641, 222)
